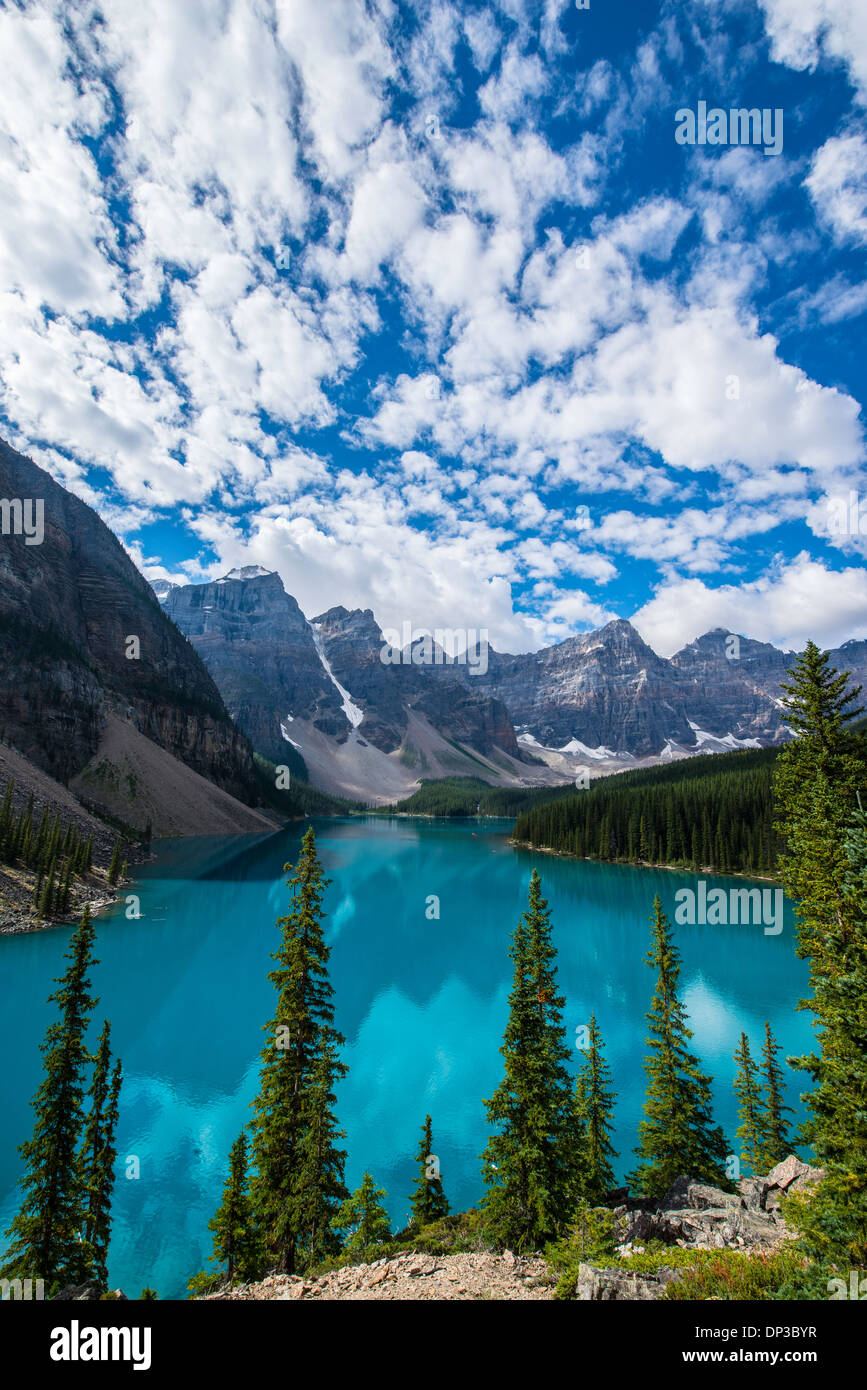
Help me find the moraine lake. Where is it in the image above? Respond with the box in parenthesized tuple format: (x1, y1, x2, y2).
(0, 816, 812, 1298)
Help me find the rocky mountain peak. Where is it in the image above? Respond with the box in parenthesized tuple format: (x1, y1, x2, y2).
(220, 565, 275, 582)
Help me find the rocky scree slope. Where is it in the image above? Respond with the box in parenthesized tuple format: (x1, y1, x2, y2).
(0, 441, 263, 818)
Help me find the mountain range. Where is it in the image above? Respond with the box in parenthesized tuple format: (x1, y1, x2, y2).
(0, 442, 275, 837)
(157, 565, 867, 804)
(3, 438, 866, 821)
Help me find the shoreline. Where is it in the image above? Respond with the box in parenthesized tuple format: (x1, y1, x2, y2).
(0, 880, 130, 937)
(509, 839, 779, 883)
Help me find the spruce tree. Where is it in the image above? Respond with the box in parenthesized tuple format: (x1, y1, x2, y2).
(292, 1036, 349, 1269)
(409, 1115, 449, 1228)
(756, 1021, 792, 1171)
(785, 797, 867, 1275)
(249, 827, 347, 1274)
(481, 869, 575, 1250)
(39, 853, 57, 917)
(207, 1132, 261, 1285)
(733, 1032, 764, 1174)
(107, 841, 122, 887)
(0, 776, 13, 844)
(628, 897, 728, 1197)
(331, 1173, 390, 1259)
(1, 908, 99, 1290)
(772, 649, 867, 1275)
(774, 641, 864, 978)
(573, 1013, 618, 1201)
(80, 1022, 123, 1290)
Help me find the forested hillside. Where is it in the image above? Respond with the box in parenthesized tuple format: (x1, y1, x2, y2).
(513, 747, 784, 874)
(382, 776, 579, 818)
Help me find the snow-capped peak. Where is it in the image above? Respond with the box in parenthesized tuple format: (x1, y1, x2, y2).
(219, 565, 274, 583)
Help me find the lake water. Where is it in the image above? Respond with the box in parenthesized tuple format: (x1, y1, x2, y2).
(0, 816, 812, 1298)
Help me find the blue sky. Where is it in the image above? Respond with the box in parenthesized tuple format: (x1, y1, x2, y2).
(2, 0, 867, 655)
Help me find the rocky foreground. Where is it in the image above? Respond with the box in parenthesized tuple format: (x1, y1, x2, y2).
(207, 1251, 554, 1301)
(204, 1155, 822, 1302)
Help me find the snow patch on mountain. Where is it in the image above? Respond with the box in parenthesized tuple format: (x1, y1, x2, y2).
(310, 624, 364, 729)
(220, 565, 274, 582)
(556, 737, 622, 759)
(686, 720, 762, 751)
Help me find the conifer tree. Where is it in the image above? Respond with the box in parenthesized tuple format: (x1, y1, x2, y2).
(331, 1173, 391, 1259)
(756, 1021, 792, 1171)
(292, 1036, 349, 1269)
(79, 1022, 123, 1290)
(206, 1133, 261, 1285)
(0, 776, 13, 841)
(628, 897, 728, 1197)
(772, 649, 867, 1275)
(248, 827, 347, 1274)
(107, 841, 122, 887)
(774, 641, 864, 978)
(39, 853, 57, 917)
(481, 870, 575, 1249)
(785, 798, 867, 1276)
(1, 909, 99, 1290)
(409, 1115, 449, 1228)
(573, 1013, 618, 1201)
(733, 1032, 764, 1174)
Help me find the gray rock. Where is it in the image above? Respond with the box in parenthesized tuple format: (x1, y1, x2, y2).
(738, 1176, 772, 1211)
(575, 1262, 682, 1301)
(659, 1175, 692, 1211)
(52, 1283, 127, 1301)
(766, 1155, 820, 1191)
(685, 1183, 743, 1211)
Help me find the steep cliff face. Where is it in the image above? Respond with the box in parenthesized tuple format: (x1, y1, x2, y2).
(312, 605, 524, 758)
(473, 620, 699, 755)
(161, 579, 525, 764)
(162, 572, 347, 760)
(0, 440, 259, 802)
(311, 606, 406, 751)
(669, 628, 792, 742)
(157, 561, 867, 777)
(670, 628, 867, 743)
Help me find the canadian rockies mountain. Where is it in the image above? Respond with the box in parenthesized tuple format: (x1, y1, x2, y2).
(4, 439, 867, 816)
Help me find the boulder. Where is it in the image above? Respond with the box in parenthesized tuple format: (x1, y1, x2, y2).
(659, 1175, 692, 1210)
(766, 1155, 817, 1191)
(738, 1176, 772, 1211)
(52, 1283, 127, 1301)
(574, 1262, 682, 1301)
(685, 1183, 742, 1211)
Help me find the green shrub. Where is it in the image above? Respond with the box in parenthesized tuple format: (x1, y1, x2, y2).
(546, 1203, 617, 1299)
(663, 1247, 808, 1300)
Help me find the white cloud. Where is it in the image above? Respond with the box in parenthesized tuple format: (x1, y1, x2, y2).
(632, 554, 867, 655)
(805, 132, 867, 244)
(756, 0, 867, 104)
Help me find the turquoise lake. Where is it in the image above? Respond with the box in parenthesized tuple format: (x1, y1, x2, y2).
(0, 816, 813, 1298)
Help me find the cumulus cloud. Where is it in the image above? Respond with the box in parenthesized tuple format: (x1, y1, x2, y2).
(632, 554, 867, 655)
(805, 131, 867, 244)
(755, 0, 867, 104)
(1, 0, 865, 657)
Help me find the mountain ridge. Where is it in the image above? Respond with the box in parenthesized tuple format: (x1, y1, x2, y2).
(154, 566, 867, 798)
(0, 440, 273, 835)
